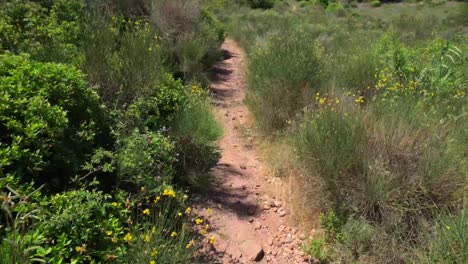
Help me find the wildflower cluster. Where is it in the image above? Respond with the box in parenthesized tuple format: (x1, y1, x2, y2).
(315, 93, 341, 111)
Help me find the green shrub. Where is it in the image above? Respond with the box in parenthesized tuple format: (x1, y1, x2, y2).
(247, 29, 321, 132)
(172, 91, 223, 187)
(305, 238, 331, 262)
(370, 0, 382, 7)
(0, 0, 84, 64)
(121, 75, 187, 133)
(82, 15, 166, 107)
(326, 3, 346, 16)
(0, 186, 197, 263)
(0, 54, 111, 190)
(117, 131, 177, 191)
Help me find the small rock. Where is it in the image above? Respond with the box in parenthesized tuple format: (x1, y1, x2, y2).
(262, 204, 271, 210)
(278, 210, 287, 217)
(267, 238, 274, 246)
(267, 199, 276, 207)
(298, 233, 306, 240)
(216, 239, 227, 253)
(248, 218, 254, 223)
(254, 222, 262, 230)
(256, 184, 261, 187)
(239, 240, 264, 262)
(241, 185, 247, 190)
(240, 165, 247, 170)
(274, 200, 282, 208)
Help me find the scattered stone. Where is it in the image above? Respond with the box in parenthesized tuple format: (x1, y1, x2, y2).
(240, 164, 247, 170)
(278, 210, 287, 217)
(231, 248, 243, 259)
(216, 239, 227, 253)
(262, 204, 271, 210)
(256, 184, 261, 187)
(267, 238, 274, 246)
(239, 240, 264, 262)
(254, 221, 262, 230)
(248, 218, 254, 223)
(274, 200, 282, 208)
(266, 199, 276, 207)
(241, 184, 246, 190)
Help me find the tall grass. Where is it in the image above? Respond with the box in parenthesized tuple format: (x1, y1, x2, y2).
(222, 1, 467, 262)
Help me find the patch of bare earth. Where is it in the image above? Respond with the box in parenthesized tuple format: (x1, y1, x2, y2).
(193, 39, 316, 264)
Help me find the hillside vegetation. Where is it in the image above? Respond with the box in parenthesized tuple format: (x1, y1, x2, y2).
(207, 0, 467, 263)
(0, 0, 224, 263)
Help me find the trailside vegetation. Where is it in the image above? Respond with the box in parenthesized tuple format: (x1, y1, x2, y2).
(210, 0, 467, 263)
(0, 0, 224, 263)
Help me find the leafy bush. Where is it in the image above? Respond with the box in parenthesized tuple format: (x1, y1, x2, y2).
(116, 131, 177, 191)
(172, 90, 223, 187)
(0, 186, 196, 263)
(0, 54, 111, 190)
(370, 0, 382, 7)
(0, 0, 84, 63)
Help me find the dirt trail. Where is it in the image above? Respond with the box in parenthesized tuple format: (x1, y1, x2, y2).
(194, 39, 311, 264)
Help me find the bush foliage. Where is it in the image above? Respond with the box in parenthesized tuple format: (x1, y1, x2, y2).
(1, 0, 224, 263)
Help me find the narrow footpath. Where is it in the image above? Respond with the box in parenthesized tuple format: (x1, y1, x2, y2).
(194, 39, 311, 264)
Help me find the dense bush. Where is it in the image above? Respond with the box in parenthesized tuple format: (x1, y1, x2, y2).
(0, 0, 84, 63)
(1, 0, 224, 262)
(0, 54, 111, 190)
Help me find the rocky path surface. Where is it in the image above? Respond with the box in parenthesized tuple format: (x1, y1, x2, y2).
(194, 39, 312, 264)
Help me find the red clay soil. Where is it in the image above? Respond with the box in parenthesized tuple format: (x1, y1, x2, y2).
(193, 39, 313, 264)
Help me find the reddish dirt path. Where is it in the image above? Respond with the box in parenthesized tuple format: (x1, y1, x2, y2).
(194, 39, 310, 264)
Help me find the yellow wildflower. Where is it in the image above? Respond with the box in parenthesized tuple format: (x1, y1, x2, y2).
(111, 202, 118, 207)
(163, 188, 176, 198)
(75, 244, 87, 254)
(170, 231, 177, 237)
(150, 261, 156, 264)
(195, 218, 203, 225)
(143, 208, 150, 215)
(106, 231, 113, 236)
(183, 194, 189, 200)
(154, 196, 161, 204)
(124, 233, 134, 243)
(205, 224, 210, 230)
(206, 208, 213, 214)
(355, 96, 364, 104)
(186, 239, 195, 249)
(151, 249, 158, 257)
(200, 229, 207, 235)
(151, 227, 157, 234)
(141, 187, 145, 192)
(111, 237, 118, 243)
(185, 207, 192, 214)
(177, 212, 182, 217)
(144, 234, 151, 243)
(209, 237, 216, 245)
